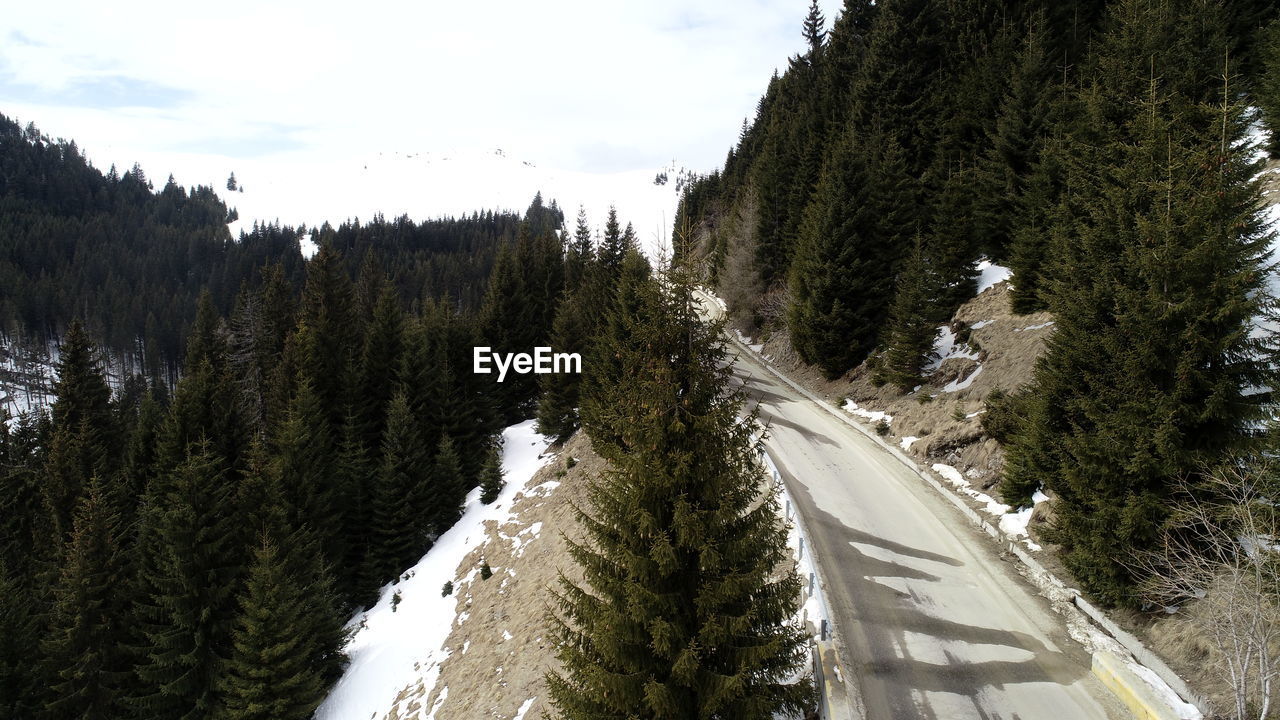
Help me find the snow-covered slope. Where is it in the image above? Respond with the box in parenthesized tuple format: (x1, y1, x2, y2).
(316, 420, 555, 720)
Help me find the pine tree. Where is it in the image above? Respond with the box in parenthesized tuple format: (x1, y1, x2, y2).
(479, 444, 504, 505)
(1003, 0, 1275, 605)
(1258, 18, 1280, 157)
(357, 283, 405, 454)
(565, 206, 595, 293)
(41, 478, 129, 719)
(271, 379, 344, 573)
(44, 320, 119, 540)
(130, 445, 243, 719)
(215, 535, 328, 720)
(787, 131, 915, 378)
(430, 436, 465, 535)
(536, 286, 593, 440)
(333, 409, 373, 605)
(802, 0, 826, 50)
(597, 206, 627, 282)
(366, 393, 431, 587)
(549, 258, 811, 719)
(0, 560, 40, 719)
(875, 236, 938, 391)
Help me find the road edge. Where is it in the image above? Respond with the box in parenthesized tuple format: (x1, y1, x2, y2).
(717, 317, 1208, 720)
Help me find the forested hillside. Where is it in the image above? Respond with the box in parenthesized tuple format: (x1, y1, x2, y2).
(0, 112, 661, 718)
(677, 0, 1280, 606)
(0, 114, 548, 379)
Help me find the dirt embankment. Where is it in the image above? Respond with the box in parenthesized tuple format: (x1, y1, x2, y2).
(746, 280, 1050, 502)
(383, 432, 602, 720)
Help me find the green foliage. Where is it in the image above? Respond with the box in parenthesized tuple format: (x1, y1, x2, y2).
(215, 535, 329, 720)
(479, 444, 505, 505)
(875, 238, 938, 391)
(441, 581, 453, 597)
(1004, 0, 1275, 606)
(41, 479, 130, 718)
(130, 445, 243, 719)
(479, 562, 493, 581)
(367, 393, 432, 589)
(1259, 19, 1280, 157)
(550, 261, 811, 719)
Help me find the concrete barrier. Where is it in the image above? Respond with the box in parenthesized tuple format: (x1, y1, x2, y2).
(1092, 651, 1194, 720)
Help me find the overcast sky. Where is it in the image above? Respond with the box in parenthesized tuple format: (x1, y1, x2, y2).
(0, 1, 842, 237)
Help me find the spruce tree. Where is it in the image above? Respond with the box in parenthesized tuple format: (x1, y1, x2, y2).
(788, 131, 915, 378)
(41, 479, 129, 719)
(802, 0, 826, 50)
(479, 444, 504, 505)
(429, 435, 465, 535)
(1258, 18, 1280, 157)
(44, 320, 118, 540)
(874, 236, 939, 391)
(130, 445, 243, 719)
(366, 393, 431, 587)
(271, 379, 344, 574)
(549, 258, 811, 719)
(1003, 0, 1275, 605)
(215, 535, 328, 720)
(536, 286, 593, 440)
(0, 560, 40, 719)
(357, 283, 405, 454)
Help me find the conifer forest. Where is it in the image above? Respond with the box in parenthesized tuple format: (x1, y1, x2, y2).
(4, 1, 1280, 719)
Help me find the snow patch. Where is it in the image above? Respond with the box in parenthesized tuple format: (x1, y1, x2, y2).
(1013, 321, 1054, 332)
(942, 364, 983, 393)
(513, 697, 537, 720)
(932, 464, 1046, 551)
(842, 399, 892, 424)
(926, 325, 980, 373)
(970, 319, 994, 330)
(974, 259, 1012, 294)
(735, 329, 764, 354)
(316, 420, 555, 720)
(900, 436, 919, 451)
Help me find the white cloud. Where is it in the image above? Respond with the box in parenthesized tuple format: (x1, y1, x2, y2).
(1, 1, 843, 244)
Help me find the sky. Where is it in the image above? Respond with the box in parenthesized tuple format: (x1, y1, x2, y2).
(0, 1, 843, 249)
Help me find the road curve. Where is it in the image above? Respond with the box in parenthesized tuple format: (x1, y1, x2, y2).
(725, 342, 1127, 720)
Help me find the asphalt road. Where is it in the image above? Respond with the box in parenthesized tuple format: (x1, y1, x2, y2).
(725, 344, 1128, 720)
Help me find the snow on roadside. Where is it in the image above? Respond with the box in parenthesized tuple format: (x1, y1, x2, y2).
(842, 399, 892, 424)
(900, 436, 919, 451)
(316, 420, 554, 720)
(735, 329, 764, 354)
(931, 463, 1045, 551)
(759, 442, 829, 692)
(974, 259, 1012, 294)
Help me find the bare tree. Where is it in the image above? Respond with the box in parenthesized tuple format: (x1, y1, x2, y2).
(1138, 461, 1280, 720)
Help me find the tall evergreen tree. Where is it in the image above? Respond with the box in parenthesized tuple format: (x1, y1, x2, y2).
(215, 535, 328, 720)
(40, 479, 129, 720)
(479, 444, 504, 505)
(366, 393, 431, 588)
(787, 131, 916, 378)
(429, 436, 465, 535)
(0, 560, 40, 719)
(874, 236, 939, 391)
(1003, 0, 1275, 605)
(130, 445, 243, 719)
(549, 260, 811, 719)
(802, 0, 826, 50)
